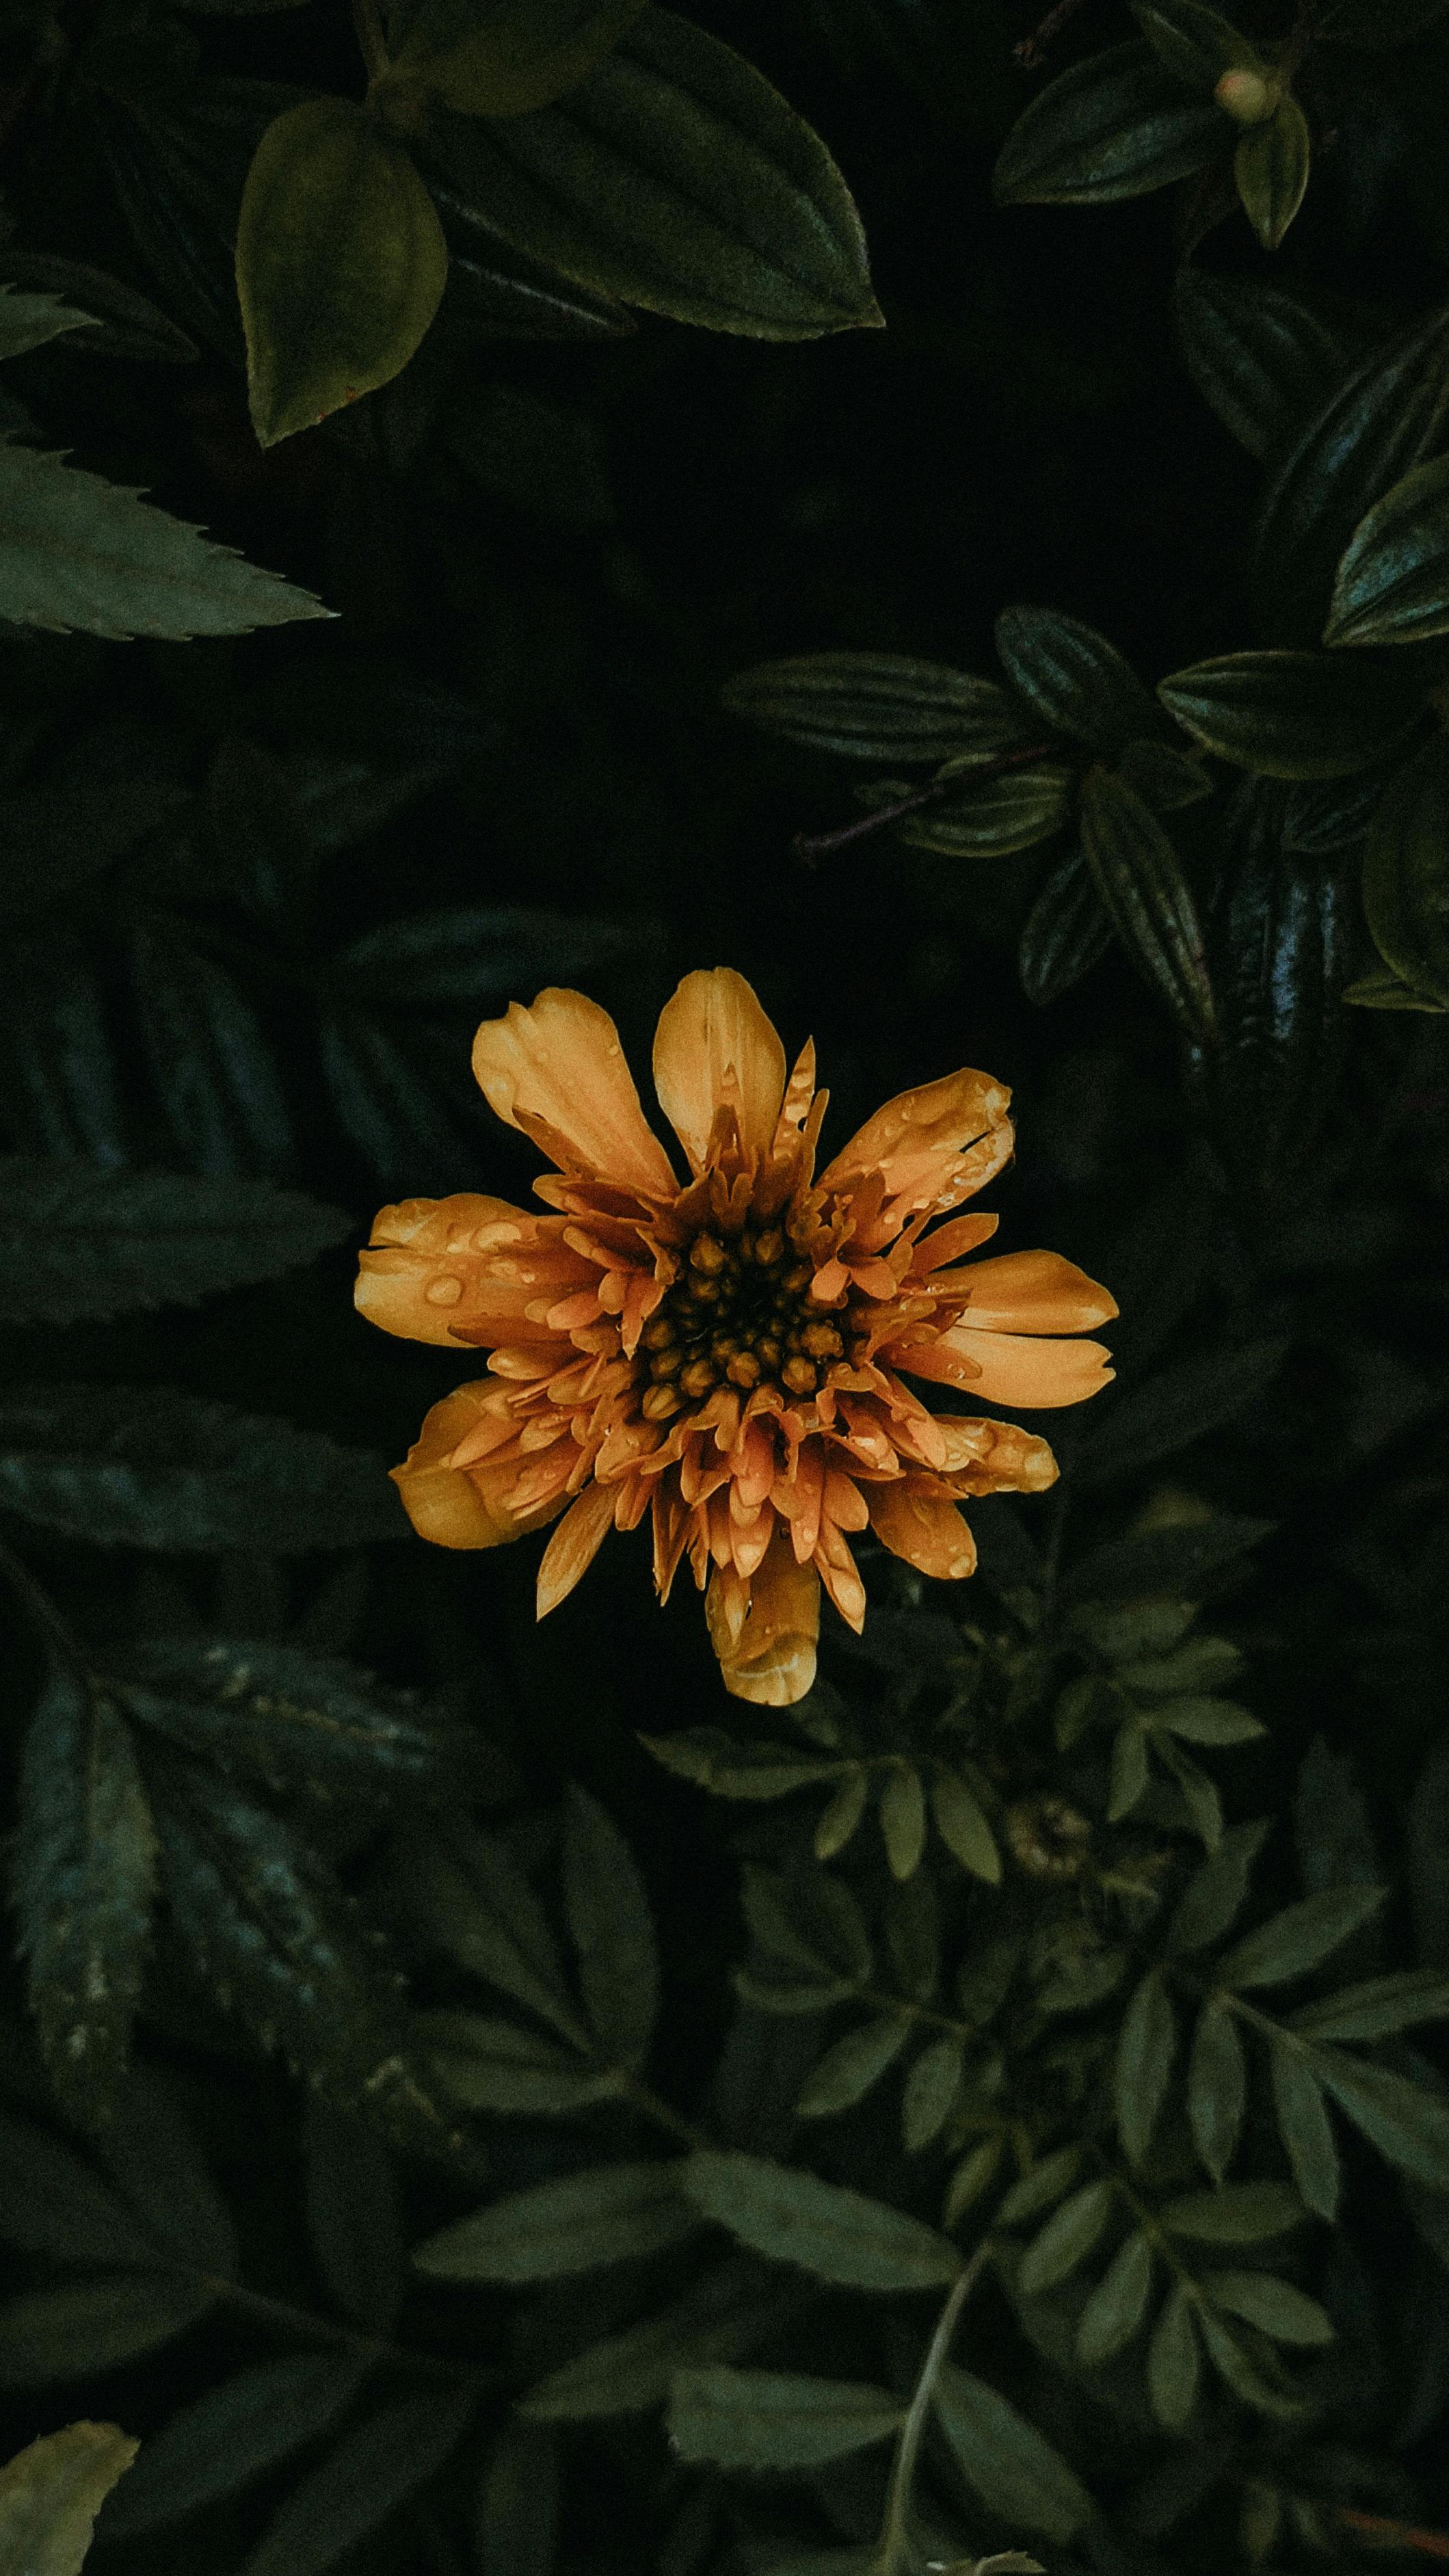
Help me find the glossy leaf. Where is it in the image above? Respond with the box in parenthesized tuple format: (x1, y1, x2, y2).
(1327, 451, 1449, 648)
(996, 606, 1158, 752)
(1158, 650, 1420, 778)
(682, 2149, 961, 2289)
(414, 2161, 697, 2279)
(994, 41, 1223, 206)
(1234, 96, 1310, 252)
(0, 1164, 347, 1326)
(0, 2424, 137, 2576)
(721, 653, 1022, 762)
(668, 2368, 904, 2469)
(933, 2366, 1092, 2542)
(1076, 2229, 1154, 2363)
(237, 99, 449, 446)
(1080, 764, 1214, 1045)
(421, 11, 880, 338)
(100, 2354, 369, 2534)
(896, 762, 1073, 858)
(1363, 732, 1449, 1004)
(241, 2390, 475, 2576)
(1117, 1969, 1178, 2165)
(1269, 2045, 1339, 2220)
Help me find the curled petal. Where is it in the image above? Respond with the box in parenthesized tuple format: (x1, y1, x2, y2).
(903, 1325, 1115, 1409)
(536, 1478, 619, 1617)
(868, 1478, 977, 1581)
(472, 990, 677, 1197)
(391, 1383, 564, 1550)
(653, 968, 788, 1174)
(820, 1068, 1013, 1220)
(955, 1249, 1118, 1335)
(929, 1415, 1059, 1493)
(706, 1530, 820, 1706)
(356, 1194, 591, 1348)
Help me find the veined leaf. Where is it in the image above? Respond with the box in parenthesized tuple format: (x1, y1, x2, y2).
(1117, 1969, 1177, 2166)
(402, 1824, 581, 2042)
(933, 2365, 1092, 2542)
(895, 762, 1072, 858)
(1018, 843, 1113, 1006)
(561, 1784, 659, 2071)
(996, 606, 1158, 752)
(0, 438, 330, 637)
(640, 1727, 840, 1800)
(241, 2390, 475, 2576)
(1289, 1972, 1449, 2043)
(1131, 0, 1265, 85)
(1269, 2044, 1339, 2220)
(1080, 763, 1214, 1045)
(797, 2017, 910, 2119)
(1157, 650, 1421, 778)
(668, 2367, 904, 2469)
(1234, 96, 1310, 253)
(0, 1164, 347, 1325)
(414, 2161, 696, 2280)
(99, 2354, 369, 2533)
(720, 654, 1024, 763)
(1171, 267, 1349, 462)
(128, 922, 297, 1180)
(1362, 731, 1449, 1005)
(1076, 2229, 1154, 2363)
(682, 2149, 961, 2290)
(0, 2277, 215, 2386)
(993, 40, 1222, 205)
(0, 2424, 137, 2576)
(1327, 450, 1449, 648)
(1218, 1886, 1385, 1989)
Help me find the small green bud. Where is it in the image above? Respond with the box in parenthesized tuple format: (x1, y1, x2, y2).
(1214, 65, 1279, 124)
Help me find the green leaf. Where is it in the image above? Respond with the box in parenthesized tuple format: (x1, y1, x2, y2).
(901, 2035, 966, 2153)
(929, 1773, 1001, 1884)
(13, 1670, 156, 2129)
(95, 2067, 238, 2276)
(385, 0, 645, 116)
(127, 923, 297, 1180)
(1188, 2001, 1246, 2182)
(996, 607, 1159, 752)
(1344, 962, 1448, 1010)
(422, 9, 880, 338)
(100, 2354, 369, 2534)
(419, 2010, 606, 2114)
(519, 2255, 806, 2418)
(0, 2424, 137, 2576)
(814, 1768, 869, 1860)
(1018, 2179, 1113, 2295)
(1075, 1340, 1288, 1483)
(1193, 2306, 1303, 2415)
(1253, 299, 1449, 646)
(1327, 451, 1449, 650)
(1290, 1973, 1449, 2043)
(403, 1824, 579, 2041)
(741, 1862, 872, 1985)
(933, 2365, 1093, 2541)
(1171, 267, 1351, 462)
(1362, 731, 1449, 1004)
(879, 1766, 927, 1881)
(0, 2116, 160, 2270)
(0, 438, 330, 637)
(993, 40, 1223, 205)
(1154, 1699, 1264, 1746)
(1018, 844, 1113, 1006)
(668, 2368, 904, 2469)
(0, 1165, 348, 1326)
(1076, 2229, 1154, 2364)
(720, 654, 1024, 763)
(1311, 2049, 1449, 2188)
(0, 2277, 215, 2386)
(1219, 1887, 1385, 1989)
(1157, 649, 1420, 778)
(0, 781, 189, 931)
(1080, 764, 1214, 1045)
(1117, 1969, 1178, 2165)
(1205, 2270, 1332, 2343)
(1269, 2045, 1339, 2220)
(236, 99, 448, 447)
(797, 2017, 910, 2119)
(1171, 1821, 1271, 1953)
(1069, 1517, 1271, 1606)
(682, 2149, 961, 2290)
(1147, 2284, 1199, 2428)
(474, 2421, 558, 2576)
(1130, 0, 1264, 83)
(1320, 0, 1449, 37)
(560, 1785, 659, 2071)
(414, 2161, 696, 2281)
(1108, 1722, 1150, 1822)
(1160, 2181, 1304, 2241)
(0, 280, 100, 360)
(996, 2147, 1081, 2227)
(240, 2390, 475, 2576)
(304, 2098, 403, 2333)
(640, 1728, 840, 1801)
(0, 1387, 400, 1551)
(1234, 95, 1310, 252)
(896, 762, 1074, 858)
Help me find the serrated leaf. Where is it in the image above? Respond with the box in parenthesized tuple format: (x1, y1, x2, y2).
(99, 2354, 369, 2534)
(1205, 2269, 1332, 2343)
(1327, 451, 1449, 648)
(720, 654, 1023, 763)
(236, 100, 449, 447)
(639, 1728, 840, 1800)
(1234, 95, 1310, 252)
(1117, 1970, 1178, 2165)
(0, 1165, 347, 1325)
(879, 1765, 927, 1881)
(1171, 267, 1351, 462)
(668, 2367, 904, 2469)
(742, 1863, 873, 1985)
(422, 10, 879, 338)
(1219, 1887, 1385, 1989)
(519, 2255, 807, 2418)
(403, 1823, 578, 2041)
(901, 2035, 965, 2153)
(304, 2097, 403, 2333)
(1269, 2045, 1338, 2220)
(1018, 2179, 1113, 2296)
(1289, 1972, 1449, 2043)
(1362, 731, 1449, 1005)
(0, 438, 330, 637)
(420, 2010, 606, 2114)
(0, 2423, 137, 2576)
(1310, 2049, 1449, 2188)
(0, 1387, 400, 1551)
(682, 2149, 961, 2290)
(241, 2389, 475, 2576)
(1160, 2181, 1303, 2241)
(993, 40, 1222, 205)
(1080, 763, 1214, 1044)
(560, 1785, 659, 2071)
(414, 2160, 695, 2281)
(474, 2419, 558, 2576)
(1018, 842, 1113, 1006)
(1157, 650, 1420, 778)
(996, 607, 1159, 752)
(1076, 2229, 1154, 2364)
(1188, 2000, 1246, 2182)
(797, 2016, 910, 2119)
(0, 2277, 215, 2386)
(0, 280, 99, 360)
(932, 2365, 1092, 2541)
(1147, 2285, 1199, 2428)
(13, 1670, 156, 2128)
(0, 2116, 159, 2270)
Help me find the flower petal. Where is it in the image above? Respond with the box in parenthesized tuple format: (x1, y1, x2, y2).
(472, 990, 677, 1196)
(820, 1068, 1013, 1219)
(955, 1249, 1119, 1335)
(868, 1478, 977, 1580)
(902, 1325, 1115, 1409)
(535, 1478, 619, 1617)
(652, 968, 787, 1174)
(356, 1194, 591, 1348)
(391, 1383, 563, 1550)
(706, 1529, 820, 1706)
(929, 1415, 1059, 1493)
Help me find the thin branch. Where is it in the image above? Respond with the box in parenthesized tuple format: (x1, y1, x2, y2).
(793, 745, 1054, 868)
(875, 2241, 995, 2576)
(201, 2273, 495, 2392)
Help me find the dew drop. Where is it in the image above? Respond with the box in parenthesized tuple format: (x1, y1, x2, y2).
(425, 1275, 464, 1306)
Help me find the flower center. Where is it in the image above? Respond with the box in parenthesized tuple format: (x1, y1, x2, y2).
(638, 1225, 849, 1418)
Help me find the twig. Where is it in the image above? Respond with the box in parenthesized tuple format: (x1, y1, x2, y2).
(793, 745, 1053, 868)
(873, 2242, 995, 2576)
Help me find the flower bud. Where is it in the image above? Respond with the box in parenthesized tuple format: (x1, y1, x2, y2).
(1214, 66, 1278, 126)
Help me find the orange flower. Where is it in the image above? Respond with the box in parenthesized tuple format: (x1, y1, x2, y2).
(355, 970, 1117, 1706)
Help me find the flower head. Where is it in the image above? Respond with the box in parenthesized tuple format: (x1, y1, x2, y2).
(356, 970, 1116, 1705)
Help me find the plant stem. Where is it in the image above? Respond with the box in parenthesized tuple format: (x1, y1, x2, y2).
(200, 2272, 494, 2391)
(351, 0, 390, 83)
(613, 2069, 714, 2155)
(875, 2242, 994, 2575)
(793, 745, 1052, 866)
(0, 1532, 98, 1686)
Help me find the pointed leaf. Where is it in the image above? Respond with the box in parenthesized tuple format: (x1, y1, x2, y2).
(996, 607, 1158, 752)
(0, 1165, 348, 1326)
(414, 2161, 696, 2280)
(99, 2354, 369, 2534)
(1076, 2229, 1154, 2364)
(1327, 444, 1449, 647)
(1171, 265, 1349, 461)
(1147, 2284, 1199, 2428)
(1290, 1972, 1449, 2043)
(1080, 763, 1214, 1044)
(0, 2278, 215, 2386)
(1362, 730, 1449, 1005)
(797, 2016, 910, 2118)
(721, 654, 1022, 763)
(669, 2368, 904, 2469)
(1018, 2179, 1113, 2296)
(1311, 2049, 1449, 2188)
(1269, 2045, 1339, 2220)
(1188, 2000, 1246, 2182)
(0, 2116, 159, 2270)
(1157, 649, 1420, 779)
(241, 2391, 475, 2576)
(421, 2010, 607, 2114)
(1234, 95, 1310, 252)
(520, 2255, 808, 2418)
(929, 1772, 1001, 1883)
(933, 2365, 1092, 2542)
(1018, 842, 1113, 1005)
(1219, 1887, 1385, 1989)
(993, 40, 1222, 204)
(682, 2149, 961, 2289)
(386, 0, 645, 116)
(1171, 1820, 1271, 1953)
(1117, 1969, 1178, 2165)
(0, 2424, 137, 2576)
(561, 1785, 659, 2071)
(901, 2035, 966, 2153)
(405, 1825, 583, 2043)
(879, 1765, 927, 1881)
(1206, 2270, 1333, 2343)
